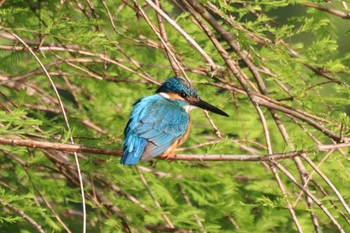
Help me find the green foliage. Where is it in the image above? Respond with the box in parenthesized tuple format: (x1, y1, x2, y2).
(0, 0, 349, 232)
(0, 109, 43, 136)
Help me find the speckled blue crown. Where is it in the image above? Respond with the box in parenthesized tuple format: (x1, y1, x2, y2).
(156, 77, 199, 98)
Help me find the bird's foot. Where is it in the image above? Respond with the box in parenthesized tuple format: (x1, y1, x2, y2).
(163, 151, 175, 160)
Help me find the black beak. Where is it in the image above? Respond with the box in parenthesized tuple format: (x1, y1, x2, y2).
(192, 98, 229, 117)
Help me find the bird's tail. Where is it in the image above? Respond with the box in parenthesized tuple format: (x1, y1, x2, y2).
(120, 134, 147, 165)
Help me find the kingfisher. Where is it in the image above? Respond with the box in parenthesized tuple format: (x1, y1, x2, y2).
(120, 77, 229, 165)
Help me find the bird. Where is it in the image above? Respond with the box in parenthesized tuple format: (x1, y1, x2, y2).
(120, 76, 229, 165)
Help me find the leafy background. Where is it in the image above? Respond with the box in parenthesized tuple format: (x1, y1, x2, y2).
(0, 0, 349, 232)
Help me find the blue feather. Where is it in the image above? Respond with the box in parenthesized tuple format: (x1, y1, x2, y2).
(120, 134, 147, 164)
(120, 94, 189, 165)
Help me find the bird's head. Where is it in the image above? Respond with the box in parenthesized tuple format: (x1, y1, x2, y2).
(156, 77, 229, 117)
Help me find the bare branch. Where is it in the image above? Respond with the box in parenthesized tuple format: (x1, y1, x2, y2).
(144, 0, 217, 71)
(304, 2, 350, 19)
(0, 137, 122, 156)
(273, 161, 345, 233)
(318, 143, 350, 151)
(0, 136, 303, 161)
(268, 163, 303, 233)
(301, 153, 350, 216)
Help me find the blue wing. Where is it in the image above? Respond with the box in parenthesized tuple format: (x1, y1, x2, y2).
(120, 94, 189, 165)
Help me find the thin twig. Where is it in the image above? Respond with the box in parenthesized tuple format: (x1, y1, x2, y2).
(144, 0, 217, 71)
(273, 161, 345, 233)
(100, 0, 159, 84)
(0, 137, 121, 156)
(318, 143, 350, 151)
(293, 157, 321, 233)
(25, 170, 73, 233)
(208, 82, 344, 142)
(203, 111, 223, 138)
(301, 153, 350, 216)
(154, 0, 181, 77)
(9, 32, 87, 233)
(310, 178, 350, 225)
(3, 147, 73, 233)
(178, 184, 206, 232)
(304, 2, 350, 19)
(135, 166, 175, 229)
(0, 198, 45, 233)
(293, 150, 334, 207)
(0, 44, 159, 85)
(268, 163, 303, 233)
(131, 0, 190, 82)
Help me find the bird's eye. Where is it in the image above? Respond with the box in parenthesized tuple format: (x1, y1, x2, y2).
(180, 92, 187, 98)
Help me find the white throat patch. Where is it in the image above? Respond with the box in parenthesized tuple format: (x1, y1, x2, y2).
(159, 92, 170, 99)
(183, 105, 197, 113)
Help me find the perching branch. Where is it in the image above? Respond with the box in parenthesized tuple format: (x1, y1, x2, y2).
(0, 137, 122, 156)
(0, 136, 305, 161)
